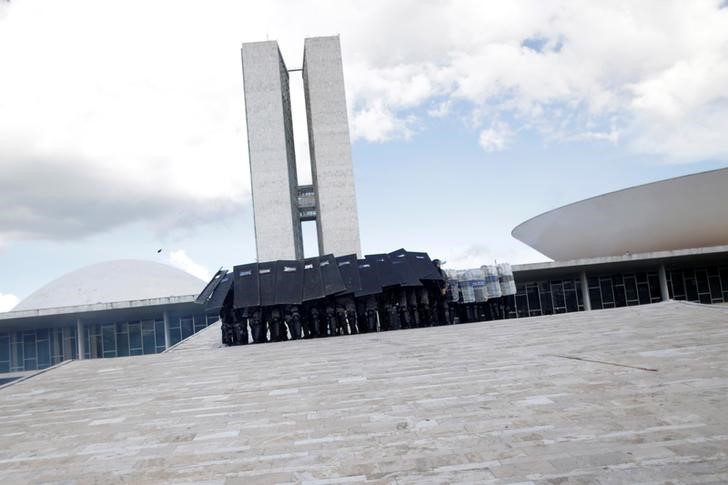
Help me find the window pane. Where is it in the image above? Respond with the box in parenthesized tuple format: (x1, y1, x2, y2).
(648, 273, 661, 302)
(614, 283, 626, 307)
(685, 276, 699, 301)
(540, 288, 553, 315)
(589, 288, 603, 310)
(564, 288, 578, 312)
(516, 294, 528, 318)
(671, 270, 686, 299)
(696, 270, 710, 294)
(624, 277, 638, 303)
(155, 320, 165, 352)
(194, 315, 206, 333)
(117, 332, 129, 357)
(709, 275, 722, 300)
(637, 283, 651, 305)
(551, 283, 565, 310)
(142, 320, 156, 354)
(102, 325, 117, 358)
(526, 285, 540, 313)
(0, 334, 10, 364)
(180, 317, 193, 340)
(90, 334, 103, 359)
(23, 333, 37, 360)
(169, 327, 181, 346)
(600, 278, 614, 304)
(128, 322, 142, 355)
(37, 338, 51, 369)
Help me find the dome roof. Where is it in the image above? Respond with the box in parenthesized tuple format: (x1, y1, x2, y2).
(512, 167, 728, 260)
(14, 260, 205, 312)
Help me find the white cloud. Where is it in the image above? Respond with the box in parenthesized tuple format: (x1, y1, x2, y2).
(479, 122, 512, 152)
(337, 0, 728, 160)
(167, 250, 211, 282)
(1, 0, 727, 246)
(0, 0, 255, 244)
(349, 100, 416, 142)
(0, 293, 19, 313)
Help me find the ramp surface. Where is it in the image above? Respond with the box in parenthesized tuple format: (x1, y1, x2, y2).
(1, 302, 727, 483)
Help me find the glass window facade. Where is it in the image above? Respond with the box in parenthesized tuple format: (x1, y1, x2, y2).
(0, 326, 77, 373)
(667, 265, 728, 304)
(511, 277, 585, 318)
(0, 311, 218, 374)
(510, 262, 728, 318)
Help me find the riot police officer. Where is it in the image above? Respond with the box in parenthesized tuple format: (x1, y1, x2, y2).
(302, 302, 322, 338)
(432, 259, 451, 325)
(231, 309, 248, 344)
(219, 290, 235, 345)
(284, 304, 303, 340)
(266, 306, 286, 342)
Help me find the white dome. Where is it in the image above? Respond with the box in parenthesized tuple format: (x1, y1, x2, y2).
(14, 260, 205, 311)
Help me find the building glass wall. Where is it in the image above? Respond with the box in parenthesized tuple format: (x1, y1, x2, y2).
(666, 265, 728, 304)
(0, 312, 218, 374)
(511, 277, 585, 318)
(0, 326, 77, 374)
(511, 262, 728, 318)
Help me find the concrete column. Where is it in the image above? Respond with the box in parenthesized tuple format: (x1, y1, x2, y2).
(658, 264, 670, 301)
(163, 311, 171, 350)
(580, 271, 592, 311)
(76, 319, 85, 360)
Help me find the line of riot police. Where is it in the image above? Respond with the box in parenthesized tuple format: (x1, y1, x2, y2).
(443, 263, 518, 323)
(217, 287, 452, 345)
(195, 249, 451, 346)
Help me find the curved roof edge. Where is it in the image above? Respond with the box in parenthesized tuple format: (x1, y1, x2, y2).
(512, 167, 728, 260)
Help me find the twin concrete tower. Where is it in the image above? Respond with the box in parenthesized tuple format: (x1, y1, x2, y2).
(241, 36, 361, 262)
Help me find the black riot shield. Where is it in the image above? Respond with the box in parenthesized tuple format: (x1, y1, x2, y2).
(302, 257, 326, 302)
(355, 259, 383, 297)
(335, 254, 362, 295)
(195, 269, 227, 304)
(206, 271, 234, 310)
(320, 254, 347, 296)
(233, 263, 260, 309)
(258, 261, 278, 307)
(274, 260, 304, 305)
(365, 253, 400, 288)
(389, 249, 423, 287)
(407, 251, 444, 282)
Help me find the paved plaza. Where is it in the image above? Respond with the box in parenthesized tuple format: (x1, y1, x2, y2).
(1, 301, 728, 483)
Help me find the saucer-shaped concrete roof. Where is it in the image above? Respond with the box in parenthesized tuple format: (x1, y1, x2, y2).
(512, 167, 728, 260)
(13, 260, 205, 312)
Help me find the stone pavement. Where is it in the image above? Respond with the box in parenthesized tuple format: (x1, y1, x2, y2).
(1, 301, 727, 484)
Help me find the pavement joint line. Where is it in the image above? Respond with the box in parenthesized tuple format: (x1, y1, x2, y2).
(545, 354, 658, 372)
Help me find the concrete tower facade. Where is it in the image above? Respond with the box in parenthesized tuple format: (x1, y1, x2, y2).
(241, 36, 361, 261)
(241, 41, 303, 261)
(303, 36, 362, 258)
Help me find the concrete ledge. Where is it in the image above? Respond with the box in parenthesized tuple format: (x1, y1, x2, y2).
(0, 294, 198, 321)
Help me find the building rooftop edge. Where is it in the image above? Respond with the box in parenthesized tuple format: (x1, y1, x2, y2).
(512, 244, 728, 273)
(0, 294, 199, 321)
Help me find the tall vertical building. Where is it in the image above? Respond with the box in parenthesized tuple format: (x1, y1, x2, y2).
(241, 41, 303, 261)
(303, 36, 362, 258)
(241, 35, 361, 261)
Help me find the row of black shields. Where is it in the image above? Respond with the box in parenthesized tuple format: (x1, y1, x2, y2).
(195, 249, 449, 346)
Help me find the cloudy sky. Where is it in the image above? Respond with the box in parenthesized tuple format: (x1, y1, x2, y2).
(1, 0, 728, 311)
